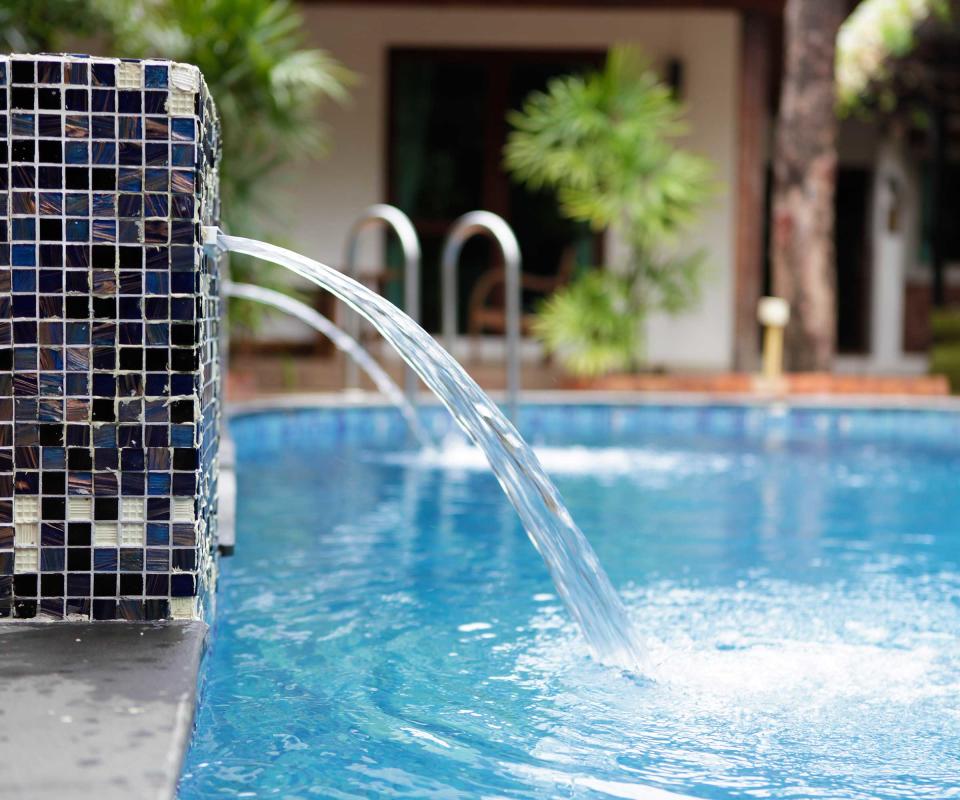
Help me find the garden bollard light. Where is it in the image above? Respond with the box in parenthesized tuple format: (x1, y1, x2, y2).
(757, 297, 790, 382)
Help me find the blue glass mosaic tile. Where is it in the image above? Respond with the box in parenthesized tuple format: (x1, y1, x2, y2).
(229, 403, 960, 462)
(0, 54, 222, 621)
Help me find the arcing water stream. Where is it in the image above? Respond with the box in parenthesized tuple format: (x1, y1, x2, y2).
(217, 234, 644, 670)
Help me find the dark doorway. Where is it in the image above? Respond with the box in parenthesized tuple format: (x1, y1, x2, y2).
(835, 168, 872, 354)
(386, 47, 604, 333)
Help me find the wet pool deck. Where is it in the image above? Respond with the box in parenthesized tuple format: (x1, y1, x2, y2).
(225, 352, 948, 401)
(0, 621, 207, 800)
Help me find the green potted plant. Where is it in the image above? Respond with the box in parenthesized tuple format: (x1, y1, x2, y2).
(929, 309, 960, 393)
(504, 47, 715, 378)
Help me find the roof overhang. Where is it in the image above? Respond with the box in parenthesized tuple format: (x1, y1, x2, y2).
(303, 0, 785, 15)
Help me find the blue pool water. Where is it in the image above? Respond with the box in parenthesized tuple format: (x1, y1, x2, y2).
(179, 403, 960, 799)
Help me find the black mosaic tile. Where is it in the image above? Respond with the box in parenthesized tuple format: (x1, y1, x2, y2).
(0, 54, 222, 622)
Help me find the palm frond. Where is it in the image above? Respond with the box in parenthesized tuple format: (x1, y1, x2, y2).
(505, 45, 716, 376)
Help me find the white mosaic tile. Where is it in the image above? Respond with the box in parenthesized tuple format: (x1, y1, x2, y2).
(170, 62, 200, 92)
(94, 522, 119, 547)
(116, 60, 142, 88)
(121, 498, 146, 522)
(167, 89, 195, 115)
(173, 498, 194, 523)
(170, 596, 196, 619)
(120, 524, 144, 546)
(14, 497, 39, 524)
(14, 523, 38, 547)
(14, 548, 38, 572)
(68, 497, 92, 521)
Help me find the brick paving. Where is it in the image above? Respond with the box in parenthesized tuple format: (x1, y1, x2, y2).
(226, 353, 950, 401)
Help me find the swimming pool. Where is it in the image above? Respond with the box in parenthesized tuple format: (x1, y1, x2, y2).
(179, 401, 960, 799)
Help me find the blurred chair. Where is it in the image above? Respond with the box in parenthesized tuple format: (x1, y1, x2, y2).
(467, 245, 576, 357)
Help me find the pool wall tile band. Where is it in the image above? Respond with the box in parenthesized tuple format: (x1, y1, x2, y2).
(0, 54, 222, 621)
(228, 402, 960, 459)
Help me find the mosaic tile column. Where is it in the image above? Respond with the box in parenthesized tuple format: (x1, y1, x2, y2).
(0, 54, 222, 621)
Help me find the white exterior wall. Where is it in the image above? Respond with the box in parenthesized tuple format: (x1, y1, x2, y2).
(275, 4, 741, 369)
(867, 139, 915, 371)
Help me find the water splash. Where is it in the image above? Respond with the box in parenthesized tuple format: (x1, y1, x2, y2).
(224, 281, 431, 448)
(217, 234, 644, 670)
(376, 440, 736, 482)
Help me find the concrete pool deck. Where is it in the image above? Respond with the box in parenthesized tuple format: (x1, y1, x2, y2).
(0, 621, 207, 800)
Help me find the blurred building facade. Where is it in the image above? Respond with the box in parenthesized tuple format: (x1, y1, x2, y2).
(270, 0, 937, 375)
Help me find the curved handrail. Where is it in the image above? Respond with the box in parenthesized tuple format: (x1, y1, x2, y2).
(441, 211, 521, 420)
(342, 204, 421, 408)
(223, 280, 431, 448)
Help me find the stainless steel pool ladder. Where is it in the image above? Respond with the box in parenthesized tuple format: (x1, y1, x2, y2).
(441, 211, 521, 421)
(342, 204, 422, 409)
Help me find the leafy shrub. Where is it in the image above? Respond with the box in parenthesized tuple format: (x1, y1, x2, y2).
(505, 47, 714, 375)
(930, 309, 960, 393)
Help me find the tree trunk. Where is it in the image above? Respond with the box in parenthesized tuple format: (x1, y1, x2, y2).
(770, 0, 845, 371)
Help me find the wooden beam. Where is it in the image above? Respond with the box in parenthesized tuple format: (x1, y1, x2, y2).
(930, 101, 947, 306)
(304, 0, 785, 13)
(733, 11, 771, 370)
